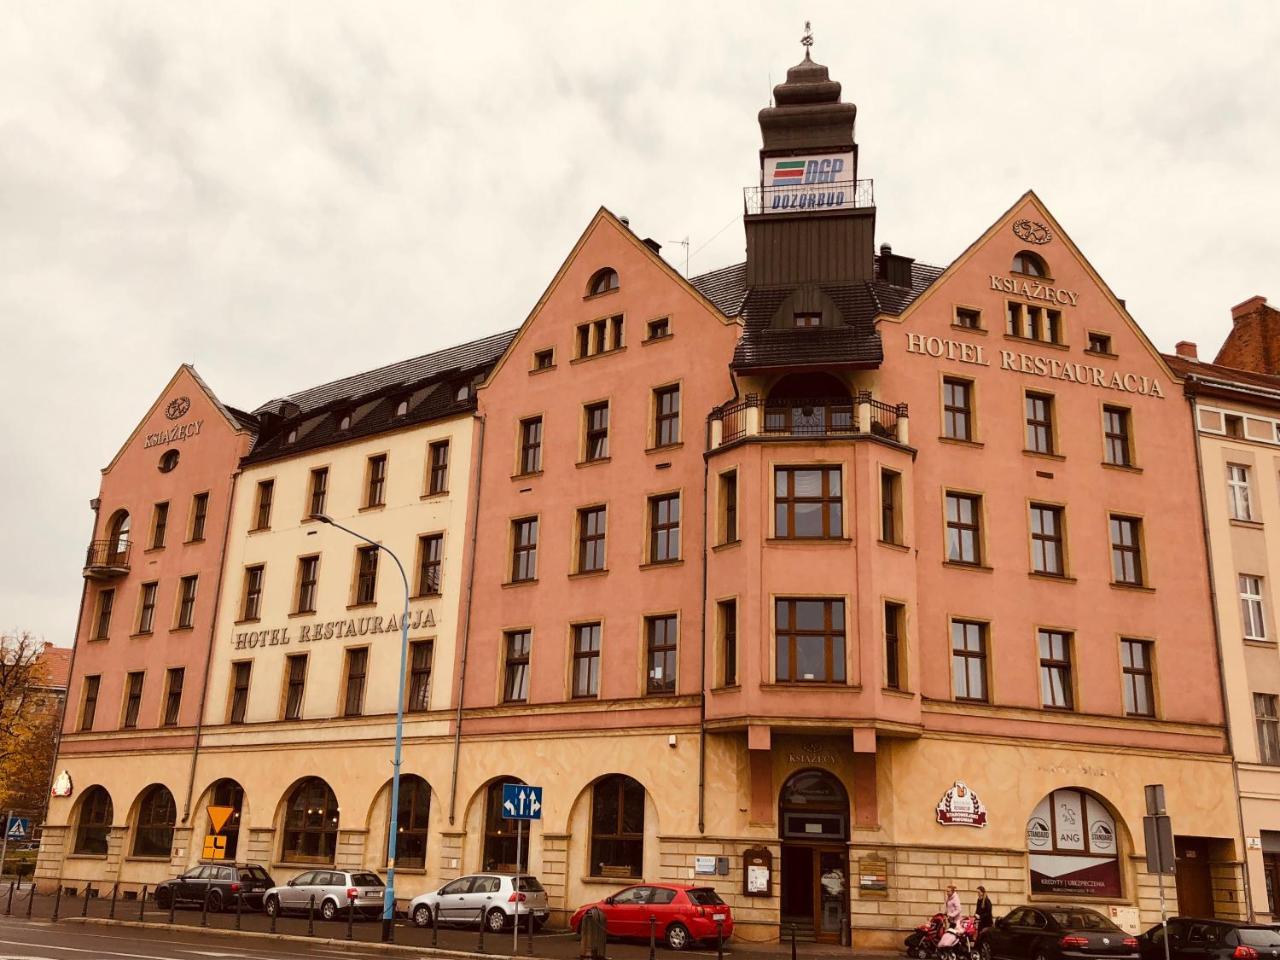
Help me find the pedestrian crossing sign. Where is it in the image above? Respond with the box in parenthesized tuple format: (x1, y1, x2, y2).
(5, 817, 29, 840)
(202, 834, 227, 860)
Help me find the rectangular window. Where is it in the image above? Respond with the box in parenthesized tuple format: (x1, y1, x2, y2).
(720, 599, 738, 687)
(533, 348, 554, 370)
(1025, 393, 1055, 454)
(177, 575, 198, 629)
(189, 492, 209, 542)
(646, 317, 670, 340)
(428, 441, 450, 495)
(720, 471, 738, 544)
(1087, 332, 1113, 354)
(241, 565, 264, 621)
(407, 640, 433, 713)
(122, 671, 144, 729)
(283, 654, 307, 721)
(1038, 630, 1073, 710)
(775, 466, 842, 539)
(355, 545, 378, 605)
(1109, 515, 1144, 586)
(648, 493, 681, 563)
(1229, 464, 1255, 521)
(417, 533, 443, 596)
(343, 647, 369, 717)
(646, 615, 678, 695)
(1030, 504, 1066, 576)
(793, 312, 822, 328)
(885, 602, 904, 690)
(503, 631, 531, 703)
(163, 667, 184, 726)
(1103, 406, 1132, 466)
(584, 402, 610, 462)
(138, 581, 158, 634)
(366, 454, 387, 507)
(954, 306, 981, 329)
(610, 315, 624, 350)
(308, 468, 328, 518)
(572, 623, 601, 698)
(951, 620, 988, 702)
(577, 506, 607, 573)
(880, 469, 901, 544)
(943, 378, 973, 441)
(1007, 302, 1062, 343)
(1006, 301, 1024, 337)
(1258, 694, 1280, 765)
(1226, 414, 1245, 438)
(229, 661, 251, 724)
(1242, 574, 1267, 640)
(945, 493, 982, 565)
(775, 598, 846, 683)
(511, 517, 538, 582)
(80, 675, 100, 731)
(93, 589, 115, 640)
(1121, 639, 1154, 717)
(151, 502, 169, 549)
(519, 417, 543, 474)
(253, 480, 274, 531)
(296, 556, 319, 614)
(575, 316, 624, 358)
(653, 385, 681, 447)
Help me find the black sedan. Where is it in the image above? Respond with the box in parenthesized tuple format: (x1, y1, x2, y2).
(154, 862, 275, 912)
(982, 906, 1138, 960)
(1138, 918, 1280, 960)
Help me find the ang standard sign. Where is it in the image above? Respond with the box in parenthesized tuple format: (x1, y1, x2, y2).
(936, 780, 987, 827)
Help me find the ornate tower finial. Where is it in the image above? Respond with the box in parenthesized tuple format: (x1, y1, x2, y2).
(801, 21, 813, 59)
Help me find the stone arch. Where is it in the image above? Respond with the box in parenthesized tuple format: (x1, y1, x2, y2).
(365, 774, 434, 871)
(72, 785, 114, 856)
(275, 776, 340, 865)
(1026, 787, 1130, 900)
(564, 772, 660, 892)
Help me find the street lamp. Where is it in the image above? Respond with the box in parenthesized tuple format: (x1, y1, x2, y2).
(311, 513, 409, 943)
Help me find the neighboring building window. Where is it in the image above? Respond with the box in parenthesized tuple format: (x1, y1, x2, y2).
(1103, 406, 1132, 466)
(720, 471, 738, 544)
(151, 502, 169, 549)
(945, 493, 982, 565)
(483, 778, 523, 871)
(229, 662, 251, 724)
(775, 598, 846, 683)
(1242, 574, 1268, 640)
(407, 640, 432, 712)
(511, 517, 538, 582)
(533, 348, 554, 370)
(122, 671, 144, 729)
(588, 267, 619, 296)
(355, 546, 378, 605)
(775, 466, 842, 539)
(519, 417, 543, 474)
(163, 667, 184, 726)
(589, 775, 645, 879)
(1025, 392, 1055, 454)
(283, 654, 307, 721)
(504, 631, 531, 703)
(132, 785, 176, 857)
(92, 589, 114, 640)
(308, 468, 328, 518)
(880, 469, 901, 544)
(1012, 251, 1048, 276)
(646, 317, 670, 340)
(282, 777, 339, 863)
(1228, 464, 1255, 521)
(720, 599, 738, 687)
(1258, 694, 1280, 765)
(390, 775, 430, 870)
(577, 506, 607, 573)
(417, 533, 443, 596)
(943, 378, 973, 440)
(366, 454, 387, 507)
(177, 575, 198, 629)
(343, 647, 369, 717)
(189, 492, 209, 541)
(296, 556, 319, 614)
(648, 493, 681, 562)
(653, 384, 681, 447)
(951, 620, 988, 702)
(572, 623, 602, 698)
(1030, 504, 1066, 576)
(884, 602, 904, 690)
(80, 675, 100, 731)
(1121, 639, 1155, 717)
(954, 306, 981, 329)
(138, 582, 158, 634)
(1109, 516, 1144, 586)
(253, 480, 274, 531)
(584, 402, 610, 461)
(428, 440, 450, 495)
(241, 565, 264, 621)
(1087, 332, 1113, 354)
(73, 786, 113, 855)
(1038, 630, 1074, 710)
(646, 615, 677, 695)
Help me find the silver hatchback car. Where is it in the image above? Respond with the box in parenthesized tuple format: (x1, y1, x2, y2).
(409, 873, 549, 932)
(264, 870, 386, 921)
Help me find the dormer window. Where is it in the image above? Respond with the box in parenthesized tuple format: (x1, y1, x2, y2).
(1011, 251, 1049, 278)
(794, 312, 822, 329)
(588, 268, 619, 297)
(395, 400, 409, 417)
(339, 414, 351, 431)
(286, 429, 297, 445)
(455, 384, 472, 402)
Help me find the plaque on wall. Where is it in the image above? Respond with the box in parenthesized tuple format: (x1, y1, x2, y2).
(743, 846, 773, 897)
(858, 855, 888, 897)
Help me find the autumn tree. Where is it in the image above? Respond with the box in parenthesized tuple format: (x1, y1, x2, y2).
(0, 631, 62, 819)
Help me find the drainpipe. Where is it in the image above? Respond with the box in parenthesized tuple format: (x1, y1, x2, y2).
(449, 413, 486, 825)
(1188, 391, 1255, 919)
(698, 453, 710, 835)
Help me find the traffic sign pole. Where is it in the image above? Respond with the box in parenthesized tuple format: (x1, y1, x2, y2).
(513, 818, 523, 955)
(0, 809, 10, 881)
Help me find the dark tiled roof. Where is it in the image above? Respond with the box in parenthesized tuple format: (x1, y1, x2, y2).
(1164, 353, 1280, 405)
(690, 262, 748, 316)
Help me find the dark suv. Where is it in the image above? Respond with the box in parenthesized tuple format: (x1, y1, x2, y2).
(155, 862, 275, 912)
(1139, 919, 1280, 960)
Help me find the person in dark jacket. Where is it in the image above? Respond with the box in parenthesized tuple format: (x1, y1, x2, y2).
(975, 886, 993, 930)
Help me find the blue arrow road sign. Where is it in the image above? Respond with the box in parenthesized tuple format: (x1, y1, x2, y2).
(6, 817, 30, 840)
(501, 784, 543, 821)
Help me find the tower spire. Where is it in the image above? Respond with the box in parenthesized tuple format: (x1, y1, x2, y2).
(801, 20, 813, 60)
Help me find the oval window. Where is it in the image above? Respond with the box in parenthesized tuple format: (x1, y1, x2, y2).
(158, 450, 180, 473)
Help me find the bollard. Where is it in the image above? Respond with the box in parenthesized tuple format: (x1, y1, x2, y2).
(167, 885, 176, 924)
(235, 888, 243, 931)
(26, 883, 35, 919)
(717, 918, 725, 960)
(81, 882, 91, 917)
(5, 881, 13, 916)
(200, 879, 210, 927)
(307, 894, 315, 937)
(790, 923, 798, 960)
(649, 914, 657, 960)
(109, 882, 118, 919)
(431, 903, 439, 948)
(138, 886, 147, 922)
(477, 907, 486, 954)
(269, 899, 277, 934)
(346, 892, 355, 941)
(526, 906, 535, 957)
(52, 884, 62, 922)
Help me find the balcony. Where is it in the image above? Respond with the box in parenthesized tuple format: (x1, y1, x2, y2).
(84, 540, 131, 579)
(708, 392, 908, 450)
(743, 178, 874, 216)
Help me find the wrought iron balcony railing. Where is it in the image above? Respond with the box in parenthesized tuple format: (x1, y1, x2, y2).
(743, 178, 874, 216)
(84, 539, 131, 579)
(708, 392, 908, 449)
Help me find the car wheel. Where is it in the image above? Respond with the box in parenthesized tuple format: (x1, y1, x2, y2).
(978, 941, 992, 960)
(206, 890, 224, 913)
(155, 887, 172, 910)
(413, 904, 433, 928)
(666, 922, 692, 951)
(321, 898, 339, 922)
(1034, 951, 1048, 960)
(486, 908, 507, 933)
(264, 895, 280, 918)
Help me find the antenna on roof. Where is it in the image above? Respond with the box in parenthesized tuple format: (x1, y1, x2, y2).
(666, 236, 690, 277)
(801, 20, 814, 59)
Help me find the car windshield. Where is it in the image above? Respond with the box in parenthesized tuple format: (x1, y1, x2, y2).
(1236, 930, 1280, 947)
(240, 866, 271, 881)
(1050, 910, 1118, 932)
(688, 889, 725, 906)
(516, 877, 544, 893)
(352, 873, 383, 887)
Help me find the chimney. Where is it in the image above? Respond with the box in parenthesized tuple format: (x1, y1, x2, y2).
(1175, 341, 1199, 361)
(1216, 295, 1280, 374)
(877, 242, 915, 288)
(642, 237, 662, 255)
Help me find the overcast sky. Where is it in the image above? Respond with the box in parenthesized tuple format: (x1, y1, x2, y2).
(3, 1, 1279, 644)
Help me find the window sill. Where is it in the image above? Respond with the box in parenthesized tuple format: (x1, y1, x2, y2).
(233, 618, 261, 626)
(642, 334, 673, 346)
(358, 503, 386, 513)
(143, 546, 165, 555)
(413, 592, 442, 601)
(583, 288, 621, 303)
(130, 631, 154, 639)
(1028, 572, 1077, 584)
(503, 578, 538, 589)
(184, 537, 207, 545)
(248, 526, 271, 535)
(942, 561, 993, 573)
(1109, 581, 1155, 593)
(528, 364, 557, 376)
(1022, 449, 1066, 461)
(66, 853, 109, 861)
(646, 442, 684, 455)
(877, 539, 909, 552)
(288, 609, 318, 619)
(711, 684, 741, 693)
(576, 457, 611, 469)
(272, 860, 339, 870)
(1230, 518, 1265, 530)
(765, 537, 851, 546)
(712, 539, 742, 553)
(1101, 462, 1142, 474)
(420, 490, 449, 501)
(172, 625, 195, 633)
(124, 855, 171, 863)
(88, 636, 108, 643)
(1243, 638, 1275, 649)
(580, 874, 641, 886)
(760, 681, 859, 691)
(570, 346, 627, 366)
(512, 470, 543, 481)
(882, 686, 915, 699)
(938, 436, 984, 449)
(1003, 334, 1069, 351)
(569, 569, 609, 580)
(951, 324, 987, 335)
(640, 559, 684, 570)
(346, 602, 377, 610)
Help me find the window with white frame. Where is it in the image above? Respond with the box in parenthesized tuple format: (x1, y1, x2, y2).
(1228, 464, 1255, 521)
(1241, 574, 1267, 640)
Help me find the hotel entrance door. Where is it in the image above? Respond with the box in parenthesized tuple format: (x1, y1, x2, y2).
(778, 770, 850, 943)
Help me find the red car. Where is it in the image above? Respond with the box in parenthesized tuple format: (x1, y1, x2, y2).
(569, 883, 733, 951)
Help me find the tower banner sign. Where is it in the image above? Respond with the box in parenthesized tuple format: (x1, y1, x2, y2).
(761, 152, 856, 211)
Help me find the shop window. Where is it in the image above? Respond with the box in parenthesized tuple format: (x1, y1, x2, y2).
(1026, 789, 1121, 898)
(132, 784, 177, 857)
(590, 775, 645, 879)
(207, 779, 244, 860)
(388, 775, 430, 870)
(282, 777, 339, 863)
(73, 786, 113, 855)
(483, 777, 525, 871)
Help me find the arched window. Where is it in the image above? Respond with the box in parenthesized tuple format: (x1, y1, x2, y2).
(282, 777, 339, 863)
(132, 784, 177, 857)
(74, 786, 113, 855)
(106, 510, 131, 558)
(338, 414, 351, 431)
(588, 268, 619, 297)
(207, 778, 245, 860)
(1012, 251, 1049, 277)
(1026, 788, 1121, 898)
(388, 775, 430, 870)
(395, 400, 409, 417)
(778, 769, 849, 841)
(483, 777, 524, 871)
(589, 774, 645, 878)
